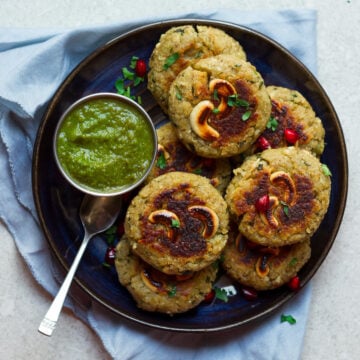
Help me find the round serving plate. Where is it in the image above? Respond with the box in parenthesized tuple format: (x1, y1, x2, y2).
(32, 19, 348, 332)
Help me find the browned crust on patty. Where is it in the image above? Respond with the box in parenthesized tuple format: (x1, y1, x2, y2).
(246, 86, 325, 156)
(115, 236, 218, 314)
(125, 172, 229, 274)
(225, 147, 331, 246)
(222, 226, 311, 290)
(168, 54, 271, 158)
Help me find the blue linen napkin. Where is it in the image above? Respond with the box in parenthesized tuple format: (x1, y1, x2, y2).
(0, 8, 316, 360)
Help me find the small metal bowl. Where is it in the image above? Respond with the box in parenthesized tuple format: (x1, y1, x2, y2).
(53, 92, 157, 196)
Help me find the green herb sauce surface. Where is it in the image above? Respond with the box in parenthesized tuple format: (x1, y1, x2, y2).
(56, 98, 154, 193)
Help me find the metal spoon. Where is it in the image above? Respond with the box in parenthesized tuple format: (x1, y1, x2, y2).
(38, 194, 122, 336)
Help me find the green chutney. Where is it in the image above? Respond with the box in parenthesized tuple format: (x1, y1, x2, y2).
(56, 97, 156, 193)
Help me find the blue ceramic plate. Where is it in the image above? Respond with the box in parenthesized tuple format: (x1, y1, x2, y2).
(32, 19, 348, 332)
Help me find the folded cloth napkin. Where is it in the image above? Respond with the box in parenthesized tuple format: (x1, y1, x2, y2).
(0, 8, 317, 360)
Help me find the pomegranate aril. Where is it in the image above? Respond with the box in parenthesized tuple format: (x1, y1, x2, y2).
(284, 128, 299, 144)
(135, 59, 147, 78)
(105, 246, 116, 265)
(203, 289, 215, 303)
(255, 194, 270, 213)
(287, 276, 300, 291)
(256, 136, 271, 151)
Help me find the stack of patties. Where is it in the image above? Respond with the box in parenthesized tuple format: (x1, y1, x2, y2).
(115, 24, 332, 313)
(223, 147, 331, 290)
(115, 172, 228, 315)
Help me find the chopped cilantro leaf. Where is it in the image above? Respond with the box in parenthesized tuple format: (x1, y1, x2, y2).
(227, 94, 249, 108)
(266, 116, 278, 131)
(281, 314, 297, 325)
(321, 164, 332, 176)
(214, 287, 229, 302)
(130, 56, 139, 69)
(163, 52, 179, 70)
(115, 78, 125, 94)
(175, 87, 182, 100)
(168, 285, 177, 297)
(104, 225, 117, 244)
(124, 86, 131, 98)
(171, 219, 180, 228)
(133, 76, 144, 87)
(114, 56, 144, 104)
(156, 152, 167, 169)
(122, 67, 134, 80)
(280, 201, 290, 217)
(242, 110, 252, 121)
(105, 225, 117, 235)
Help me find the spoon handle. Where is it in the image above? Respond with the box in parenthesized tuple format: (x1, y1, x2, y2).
(38, 232, 91, 336)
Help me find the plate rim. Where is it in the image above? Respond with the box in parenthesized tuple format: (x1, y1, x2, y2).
(32, 18, 348, 332)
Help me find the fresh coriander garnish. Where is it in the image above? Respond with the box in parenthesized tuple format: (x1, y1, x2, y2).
(115, 78, 125, 94)
(133, 76, 143, 87)
(266, 116, 278, 131)
(102, 262, 111, 268)
(212, 108, 220, 114)
(168, 285, 177, 297)
(156, 152, 167, 169)
(226, 94, 251, 120)
(122, 67, 135, 80)
(171, 219, 180, 228)
(321, 164, 332, 176)
(281, 314, 297, 325)
(280, 201, 290, 217)
(175, 86, 182, 100)
(289, 257, 298, 267)
(214, 287, 229, 302)
(163, 52, 179, 70)
(227, 94, 249, 108)
(104, 225, 117, 245)
(242, 110, 252, 121)
(129, 56, 139, 69)
(114, 56, 145, 103)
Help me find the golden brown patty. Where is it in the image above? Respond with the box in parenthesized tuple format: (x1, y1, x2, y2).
(222, 225, 311, 290)
(115, 236, 218, 315)
(125, 171, 229, 275)
(147, 122, 232, 193)
(168, 54, 271, 158)
(225, 147, 331, 247)
(147, 25, 246, 113)
(246, 86, 325, 156)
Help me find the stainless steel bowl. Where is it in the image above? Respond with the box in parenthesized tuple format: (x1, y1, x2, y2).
(53, 92, 158, 196)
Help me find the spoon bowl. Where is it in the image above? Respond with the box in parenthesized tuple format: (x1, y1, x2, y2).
(38, 194, 122, 336)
